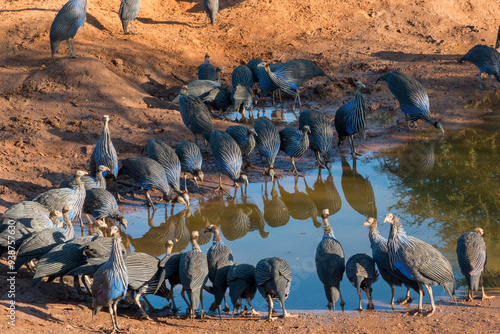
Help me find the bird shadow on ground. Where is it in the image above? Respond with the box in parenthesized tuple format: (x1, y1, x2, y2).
(0, 301, 65, 324)
(0, 8, 57, 13)
(140, 74, 172, 109)
(372, 51, 463, 64)
(136, 17, 193, 27)
(86, 13, 111, 33)
(0, 178, 53, 202)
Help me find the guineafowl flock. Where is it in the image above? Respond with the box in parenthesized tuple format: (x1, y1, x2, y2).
(1, 0, 499, 331)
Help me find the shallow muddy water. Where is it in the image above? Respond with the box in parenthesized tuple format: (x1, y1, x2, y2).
(121, 122, 500, 314)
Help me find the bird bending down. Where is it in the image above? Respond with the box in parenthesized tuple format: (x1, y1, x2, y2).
(299, 110, 334, 171)
(315, 209, 345, 311)
(279, 125, 310, 175)
(254, 118, 280, 181)
(335, 81, 367, 157)
(209, 130, 248, 191)
(456, 227, 493, 302)
(49, 0, 88, 65)
(227, 263, 258, 317)
(376, 72, 444, 134)
(258, 59, 333, 110)
(178, 85, 214, 150)
(175, 141, 204, 192)
(91, 226, 128, 331)
(225, 125, 257, 169)
(255, 257, 294, 322)
(458, 27, 500, 90)
(363, 217, 420, 308)
(345, 253, 378, 311)
(118, 0, 141, 34)
(385, 213, 455, 316)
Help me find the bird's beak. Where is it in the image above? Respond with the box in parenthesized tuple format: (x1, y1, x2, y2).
(362, 221, 370, 227)
(120, 218, 128, 230)
(203, 226, 211, 233)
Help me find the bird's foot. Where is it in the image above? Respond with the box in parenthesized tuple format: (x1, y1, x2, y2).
(426, 309, 435, 317)
(223, 306, 230, 314)
(250, 309, 260, 317)
(465, 296, 474, 302)
(171, 306, 180, 313)
(283, 312, 297, 318)
(70, 53, 80, 59)
(266, 316, 278, 322)
(482, 294, 494, 301)
(399, 296, 413, 305)
(140, 314, 153, 321)
(409, 309, 422, 316)
(367, 303, 375, 310)
(116, 194, 124, 202)
(356, 307, 363, 312)
(216, 186, 225, 192)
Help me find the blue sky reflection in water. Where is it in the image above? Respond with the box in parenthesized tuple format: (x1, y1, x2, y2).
(122, 128, 499, 313)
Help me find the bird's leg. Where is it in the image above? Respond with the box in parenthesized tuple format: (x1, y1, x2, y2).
(114, 181, 124, 202)
(109, 301, 117, 331)
(180, 288, 190, 309)
(481, 275, 494, 301)
(390, 284, 395, 309)
(131, 20, 138, 35)
(135, 292, 152, 320)
(400, 287, 412, 305)
(223, 295, 230, 313)
(466, 287, 473, 302)
(349, 136, 361, 157)
(424, 285, 435, 317)
(266, 294, 276, 321)
(367, 287, 374, 309)
(246, 297, 259, 316)
(414, 284, 424, 315)
(83, 275, 93, 295)
(144, 189, 155, 209)
(200, 290, 205, 318)
(479, 72, 484, 89)
(291, 157, 298, 175)
(184, 173, 188, 193)
(69, 38, 79, 58)
(216, 172, 224, 191)
(113, 301, 121, 330)
(339, 289, 346, 311)
(357, 289, 363, 311)
(171, 297, 179, 313)
(194, 175, 200, 189)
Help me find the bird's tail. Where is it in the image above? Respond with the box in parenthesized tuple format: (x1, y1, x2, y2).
(470, 274, 480, 292)
(122, 20, 129, 34)
(325, 285, 340, 306)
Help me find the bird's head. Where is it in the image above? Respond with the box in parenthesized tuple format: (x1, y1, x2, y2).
(383, 213, 397, 225)
(248, 127, 258, 137)
(103, 115, 110, 123)
(355, 81, 366, 89)
(110, 225, 119, 237)
(94, 219, 108, 228)
(257, 61, 267, 68)
(118, 217, 128, 230)
(50, 209, 63, 217)
(321, 208, 330, 220)
(474, 227, 484, 236)
(240, 173, 249, 185)
(204, 53, 210, 60)
(62, 205, 76, 214)
(204, 224, 217, 234)
(180, 85, 189, 96)
(363, 217, 377, 228)
(196, 170, 204, 184)
(182, 193, 190, 206)
(216, 66, 226, 72)
(97, 165, 111, 173)
(435, 122, 444, 134)
(75, 170, 88, 178)
(302, 125, 311, 134)
(191, 230, 199, 241)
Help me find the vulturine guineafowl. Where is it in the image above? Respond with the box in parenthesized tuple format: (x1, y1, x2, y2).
(376, 72, 444, 133)
(385, 213, 455, 316)
(49, 0, 87, 65)
(175, 141, 204, 192)
(363, 217, 419, 308)
(209, 130, 249, 190)
(315, 209, 345, 311)
(346, 253, 378, 311)
(456, 227, 492, 302)
(335, 81, 367, 157)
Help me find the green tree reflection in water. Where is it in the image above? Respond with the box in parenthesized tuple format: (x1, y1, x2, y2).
(376, 129, 500, 288)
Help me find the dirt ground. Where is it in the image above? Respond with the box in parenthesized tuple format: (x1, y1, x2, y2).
(1, 0, 499, 332)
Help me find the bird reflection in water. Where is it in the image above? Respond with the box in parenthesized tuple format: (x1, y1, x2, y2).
(381, 140, 435, 180)
(277, 176, 321, 228)
(304, 169, 342, 217)
(262, 180, 290, 228)
(341, 156, 377, 219)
